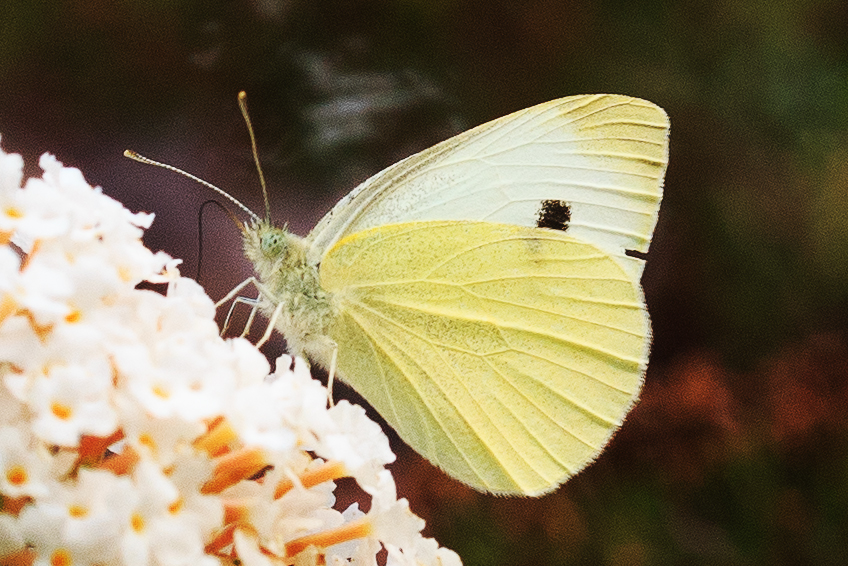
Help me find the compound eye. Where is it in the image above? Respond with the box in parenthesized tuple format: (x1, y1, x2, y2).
(261, 231, 286, 258)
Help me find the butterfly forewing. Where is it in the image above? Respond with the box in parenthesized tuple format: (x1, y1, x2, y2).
(320, 221, 648, 495)
(307, 95, 668, 281)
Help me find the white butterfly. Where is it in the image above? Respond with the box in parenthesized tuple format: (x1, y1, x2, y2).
(130, 93, 668, 496)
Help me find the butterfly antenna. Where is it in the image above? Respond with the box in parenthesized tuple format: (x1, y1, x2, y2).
(123, 150, 261, 224)
(238, 91, 272, 223)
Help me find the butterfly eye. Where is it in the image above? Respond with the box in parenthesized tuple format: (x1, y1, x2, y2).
(260, 231, 287, 258)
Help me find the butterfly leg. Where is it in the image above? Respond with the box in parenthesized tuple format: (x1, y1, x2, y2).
(217, 277, 278, 342)
(326, 345, 338, 407)
(226, 295, 260, 338)
(216, 277, 287, 349)
(256, 298, 285, 349)
(216, 276, 260, 308)
(218, 278, 261, 337)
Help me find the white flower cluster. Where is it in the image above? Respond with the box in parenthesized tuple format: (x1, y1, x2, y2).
(0, 137, 461, 566)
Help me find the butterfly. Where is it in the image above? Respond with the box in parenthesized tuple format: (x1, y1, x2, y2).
(130, 93, 668, 496)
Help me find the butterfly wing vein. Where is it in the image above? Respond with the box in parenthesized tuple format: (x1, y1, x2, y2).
(321, 221, 648, 495)
(306, 94, 669, 287)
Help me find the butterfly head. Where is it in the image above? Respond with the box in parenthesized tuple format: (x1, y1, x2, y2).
(258, 225, 288, 259)
(242, 220, 308, 280)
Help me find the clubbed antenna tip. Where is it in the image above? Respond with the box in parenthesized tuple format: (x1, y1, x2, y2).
(238, 91, 272, 223)
(123, 149, 261, 224)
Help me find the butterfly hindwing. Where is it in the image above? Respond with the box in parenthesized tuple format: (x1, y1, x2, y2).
(320, 220, 648, 495)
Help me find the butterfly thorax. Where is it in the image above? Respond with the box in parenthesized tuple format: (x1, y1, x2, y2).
(242, 220, 337, 366)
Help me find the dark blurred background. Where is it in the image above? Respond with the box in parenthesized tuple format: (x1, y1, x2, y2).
(3, 1, 848, 564)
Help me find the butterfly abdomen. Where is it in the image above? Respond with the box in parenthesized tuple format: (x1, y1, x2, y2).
(243, 221, 338, 363)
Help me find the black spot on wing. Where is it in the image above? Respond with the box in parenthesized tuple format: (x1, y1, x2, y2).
(536, 200, 571, 232)
(625, 248, 647, 260)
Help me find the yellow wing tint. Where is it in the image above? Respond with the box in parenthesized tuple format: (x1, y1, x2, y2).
(320, 221, 649, 495)
(307, 95, 668, 282)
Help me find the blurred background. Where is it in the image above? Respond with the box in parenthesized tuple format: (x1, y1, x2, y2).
(2, 1, 848, 564)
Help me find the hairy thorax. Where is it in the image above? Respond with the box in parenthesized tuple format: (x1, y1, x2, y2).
(242, 220, 338, 366)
